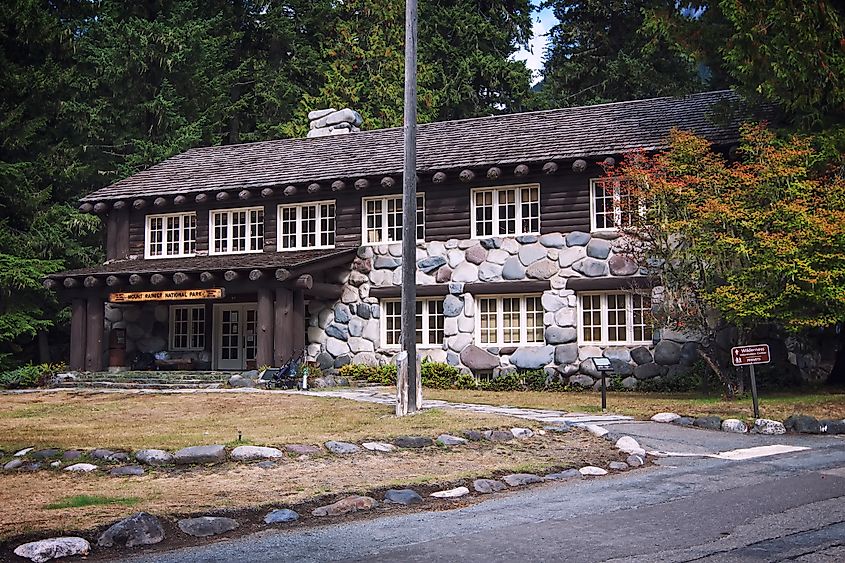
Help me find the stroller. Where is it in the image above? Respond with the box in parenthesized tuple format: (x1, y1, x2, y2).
(259, 350, 306, 390)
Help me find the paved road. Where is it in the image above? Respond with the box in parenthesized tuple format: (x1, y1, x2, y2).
(125, 424, 845, 563)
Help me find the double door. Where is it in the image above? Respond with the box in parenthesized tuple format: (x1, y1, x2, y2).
(214, 303, 258, 370)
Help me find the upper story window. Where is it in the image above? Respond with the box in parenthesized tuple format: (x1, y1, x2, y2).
(476, 294, 544, 346)
(145, 212, 196, 259)
(579, 291, 653, 345)
(278, 201, 336, 251)
(381, 298, 444, 348)
(590, 177, 640, 231)
(169, 305, 205, 351)
(210, 207, 264, 255)
(471, 184, 540, 238)
(362, 194, 424, 245)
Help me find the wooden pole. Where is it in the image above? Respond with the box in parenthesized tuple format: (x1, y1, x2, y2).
(292, 290, 306, 356)
(69, 299, 87, 371)
(400, 0, 420, 414)
(256, 288, 274, 368)
(85, 297, 104, 372)
(274, 288, 294, 366)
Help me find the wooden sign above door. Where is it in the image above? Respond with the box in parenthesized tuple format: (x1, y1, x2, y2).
(109, 288, 224, 303)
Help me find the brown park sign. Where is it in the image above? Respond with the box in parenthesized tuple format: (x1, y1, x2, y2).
(731, 344, 771, 366)
(109, 288, 224, 303)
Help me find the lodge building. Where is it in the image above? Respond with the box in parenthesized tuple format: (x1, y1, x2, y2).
(45, 91, 744, 387)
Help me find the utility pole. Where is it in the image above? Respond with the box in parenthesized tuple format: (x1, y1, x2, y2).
(397, 0, 420, 415)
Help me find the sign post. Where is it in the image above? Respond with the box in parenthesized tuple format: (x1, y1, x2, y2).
(591, 357, 615, 412)
(731, 344, 771, 419)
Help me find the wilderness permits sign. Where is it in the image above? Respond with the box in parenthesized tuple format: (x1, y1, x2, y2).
(731, 344, 771, 366)
(109, 288, 224, 303)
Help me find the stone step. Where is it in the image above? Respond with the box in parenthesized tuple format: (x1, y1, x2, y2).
(56, 381, 224, 390)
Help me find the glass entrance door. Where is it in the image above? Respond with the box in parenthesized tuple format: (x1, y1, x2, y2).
(214, 303, 257, 370)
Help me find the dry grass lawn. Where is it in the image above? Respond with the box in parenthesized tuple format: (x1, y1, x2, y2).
(422, 388, 845, 421)
(0, 390, 520, 451)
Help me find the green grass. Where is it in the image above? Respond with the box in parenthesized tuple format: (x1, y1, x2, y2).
(45, 495, 140, 510)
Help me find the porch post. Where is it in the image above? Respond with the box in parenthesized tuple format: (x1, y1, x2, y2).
(85, 296, 104, 372)
(292, 290, 306, 355)
(256, 288, 274, 368)
(69, 298, 87, 371)
(274, 287, 293, 366)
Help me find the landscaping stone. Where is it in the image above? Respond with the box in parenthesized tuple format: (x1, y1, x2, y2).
(97, 512, 164, 548)
(110, 465, 145, 477)
(721, 419, 748, 433)
(62, 450, 82, 461)
(615, 436, 646, 457)
(228, 374, 255, 388)
(693, 416, 722, 430)
(483, 430, 514, 442)
(177, 516, 239, 537)
(362, 442, 396, 452)
(511, 427, 534, 439)
(436, 434, 468, 446)
(620, 376, 638, 389)
(473, 479, 507, 493)
(584, 424, 609, 438)
(464, 430, 485, 441)
(384, 489, 423, 506)
(430, 486, 470, 499)
(312, 495, 377, 516)
(626, 455, 644, 467)
(393, 436, 434, 448)
(90, 448, 116, 460)
(14, 537, 90, 563)
(609, 461, 629, 471)
(509, 346, 554, 369)
(285, 444, 321, 455)
(653, 340, 682, 365)
(230, 446, 284, 461)
(135, 449, 173, 466)
(545, 469, 582, 481)
(14, 447, 34, 457)
(543, 424, 571, 433)
(673, 416, 695, 426)
(64, 463, 98, 472)
(650, 412, 681, 423)
(784, 414, 821, 434)
(110, 452, 131, 463)
(173, 445, 226, 465)
(325, 441, 360, 454)
(820, 419, 845, 434)
(752, 418, 787, 435)
(630, 346, 654, 365)
(502, 473, 544, 487)
(579, 466, 608, 476)
(4, 459, 23, 470)
(31, 449, 61, 460)
(264, 509, 299, 524)
(460, 345, 500, 370)
(256, 461, 277, 469)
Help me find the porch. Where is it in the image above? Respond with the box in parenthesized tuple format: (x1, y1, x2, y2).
(44, 249, 356, 372)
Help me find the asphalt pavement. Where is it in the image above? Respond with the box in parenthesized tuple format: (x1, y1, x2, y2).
(123, 423, 845, 563)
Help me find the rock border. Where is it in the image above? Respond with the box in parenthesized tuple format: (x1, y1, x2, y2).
(649, 412, 845, 435)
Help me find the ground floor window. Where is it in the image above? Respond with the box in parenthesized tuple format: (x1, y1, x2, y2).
(170, 305, 206, 351)
(476, 294, 544, 345)
(579, 292, 653, 345)
(381, 298, 444, 347)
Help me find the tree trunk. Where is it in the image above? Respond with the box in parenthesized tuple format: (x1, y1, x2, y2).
(37, 330, 50, 364)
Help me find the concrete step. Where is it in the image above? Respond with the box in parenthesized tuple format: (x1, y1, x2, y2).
(56, 381, 224, 390)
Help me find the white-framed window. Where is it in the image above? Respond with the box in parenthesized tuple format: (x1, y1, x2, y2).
(169, 305, 206, 351)
(578, 292, 653, 345)
(277, 200, 336, 250)
(471, 184, 540, 238)
(145, 212, 196, 258)
(209, 207, 264, 254)
(476, 294, 544, 345)
(589, 177, 642, 231)
(362, 194, 425, 245)
(380, 298, 444, 348)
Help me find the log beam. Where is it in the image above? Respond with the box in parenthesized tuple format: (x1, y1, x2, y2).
(514, 164, 529, 176)
(261, 187, 275, 198)
(380, 176, 396, 189)
(224, 270, 239, 282)
(572, 159, 587, 173)
(331, 180, 346, 191)
(133, 199, 147, 210)
(432, 171, 446, 184)
(293, 290, 306, 354)
(486, 166, 502, 180)
(199, 271, 215, 283)
(153, 197, 167, 208)
(83, 276, 101, 288)
(292, 274, 313, 290)
(129, 274, 144, 286)
(283, 185, 297, 196)
(85, 297, 104, 372)
(275, 268, 291, 282)
(307, 183, 320, 194)
(63, 278, 79, 289)
(78, 203, 94, 214)
(195, 193, 208, 204)
(173, 272, 192, 285)
(216, 191, 230, 202)
(543, 162, 559, 174)
(459, 169, 475, 183)
(173, 195, 187, 205)
(273, 287, 293, 366)
(238, 189, 252, 200)
(43, 278, 59, 291)
(150, 273, 167, 286)
(93, 202, 109, 214)
(307, 282, 343, 300)
(112, 200, 127, 211)
(249, 269, 264, 281)
(69, 299, 87, 371)
(354, 178, 370, 190)
(106, 275, 124, 287)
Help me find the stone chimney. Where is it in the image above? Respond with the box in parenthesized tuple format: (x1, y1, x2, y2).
(307, 108, 363, 138)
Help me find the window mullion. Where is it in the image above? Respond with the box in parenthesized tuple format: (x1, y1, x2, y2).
(601, 294, 608, 344)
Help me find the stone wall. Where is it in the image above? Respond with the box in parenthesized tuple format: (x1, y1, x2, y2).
(305, 231, 698, 389)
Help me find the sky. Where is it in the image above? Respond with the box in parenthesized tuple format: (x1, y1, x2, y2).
(513, 7, 556, 84)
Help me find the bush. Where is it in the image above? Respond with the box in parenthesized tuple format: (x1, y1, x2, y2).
(420, 361, 461, 389)
(0, 362, 64, 389)
(521, 369, 548, 391)
(636, 360, 716, 392)
(337, 362, 397, 385)
(454, 373, 479, 389)
(479, 373, 522, 391)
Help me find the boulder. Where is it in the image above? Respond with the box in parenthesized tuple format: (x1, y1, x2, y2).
(264, 509, 299, 524)
(630, 346, 654, 365)
(135, 449, 173, 466)
(430, 486, 470, 499)
(539, 233, 565, 248)
(554, 343, 578, 364)
(569, 374, 595, 387)
(473, 479, 507, 493)
(634, 362, 661, 380)
(620, 376, 638, 389)
(502, 473, 544, 487)
(230, 446, 284, 461)
(586, 239, 612, 259)
(31, 449, 61, 460)
(173, 445, 226, 465)
(463, 430, 485, 441)
(460, 345, 500, 370)
(526, 259, 558, 280)
(721, 419, 748, 433)
(573, 257, 609, 277)
(603, 347, 632, 363)
(98, 512, 164, 548)
(325, 323, 349, 341)
(608, 461, 629, 471)
(626, 454, 645, 467)
(784, 414, 821, 434)
(509, 346, 554, 369)
(312, 495, 377, 516)
(334, 304, 351, 323)
(608, 254, 638, 276)
(384, 489, 423, 506)
(443, 295, 464, 317)
(228, 374, 255, 388)
(544, 469, 582, 481)
(518, 243, 547, 266)
(579, 358, 601, 378)
(110, 466, 145, 477)
(820, 419, 845, 434)
(465, 244, 488, 265)
(14, 537, 90, 563)
(511, 427, 534, 439)
(64, 463, 98, 472)
(546, 327, 577, 345)
(90, 448, 115, 460)
(177, 516, 239, 537)
(417, 256, 446, 274)
(579, 466, 608, 476)
(673, 416, 695, 426)
(62, 450, 82, 461)
(324, 441, 360, 454)
(543, 423, 571, 433)
(361, 442, 396, 452)
(286, 444, 321, 455)
(451, 262, 478, 282)
(436, 434, 468, 446)
(615, 436, 646, 457)
(752, 418, 787, 435)
(4, 459, 23, 470)
(650, 412, 681, 423)
(653, 340, 682, 365)
(393, 436, 433, 448)
(565, 231, 591, 246)
(483, 430, 514, 442)
(558, 246, 587, 268)
(693, 416, 722, 430)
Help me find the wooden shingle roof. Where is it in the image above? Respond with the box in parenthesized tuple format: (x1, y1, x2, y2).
(82, 90, 747, 202)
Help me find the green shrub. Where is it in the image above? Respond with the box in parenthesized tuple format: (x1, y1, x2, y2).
(338, 363, 397, 385)
(521, 369, 548, 391)
(454, 373, 479, 389)
(479, 372, 522, 391)
(420, 361, 461, 389)
(0, 362, 64, 389)
(637, 360, 715, 392)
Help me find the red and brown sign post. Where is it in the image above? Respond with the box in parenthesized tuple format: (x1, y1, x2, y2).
(731, 344, 770, 418)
